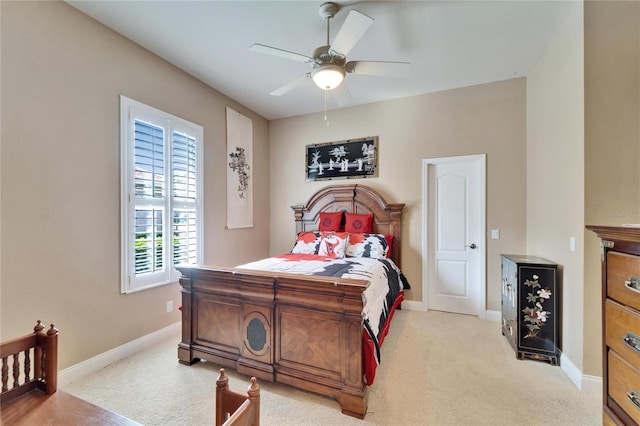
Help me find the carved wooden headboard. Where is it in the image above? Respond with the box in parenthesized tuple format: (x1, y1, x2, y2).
(291, 184, 405, 267)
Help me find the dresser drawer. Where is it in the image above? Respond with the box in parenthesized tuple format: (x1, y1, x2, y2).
(607, 251, 640, 311)
(603, 409, 624, 426)
(606, 299, 640, 371)
(608, 350, 640, 424)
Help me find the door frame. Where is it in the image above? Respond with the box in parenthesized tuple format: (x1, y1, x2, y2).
(421, 154, 486, 318)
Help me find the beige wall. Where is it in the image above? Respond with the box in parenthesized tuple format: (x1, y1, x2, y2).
(269, 78, 528, 309)
(0, 1, 270, 369)
(584, 0, 640, 375)
(526, 3, 585, 373)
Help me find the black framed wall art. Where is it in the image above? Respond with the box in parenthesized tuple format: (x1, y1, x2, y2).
(305, 136, 378, 182)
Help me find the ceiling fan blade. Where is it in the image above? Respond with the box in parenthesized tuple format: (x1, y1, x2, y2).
(250, 44, 313, 63)
(345, 60, 410, 76)
(329, 10, 373, 57)
(331, 82, 353, 106)
(270, 73, 310, 96)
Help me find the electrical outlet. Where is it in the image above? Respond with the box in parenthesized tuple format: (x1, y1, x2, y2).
(166, 300, 174, 313)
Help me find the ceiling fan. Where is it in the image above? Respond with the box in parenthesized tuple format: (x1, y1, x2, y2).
(249, 1, 410, 105)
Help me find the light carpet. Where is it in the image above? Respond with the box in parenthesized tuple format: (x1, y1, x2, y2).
(62, 310, 601, 425)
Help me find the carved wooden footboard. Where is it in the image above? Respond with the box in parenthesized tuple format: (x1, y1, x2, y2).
(178, 184, 404, 418)
(178, 266, 370, 417)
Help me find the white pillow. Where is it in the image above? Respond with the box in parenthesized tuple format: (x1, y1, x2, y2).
(345, 233, 389, 259)
(317, 232, 349, 258)
(290, 231, 321, 254)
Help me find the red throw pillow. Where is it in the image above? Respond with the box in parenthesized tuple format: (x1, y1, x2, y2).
(344, 213, 373, 234)
(318, 211, 343, 232)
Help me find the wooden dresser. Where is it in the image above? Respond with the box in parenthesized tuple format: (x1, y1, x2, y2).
(588, 225, 640, 425)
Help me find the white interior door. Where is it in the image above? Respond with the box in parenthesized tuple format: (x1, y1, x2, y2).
(422, 154, 486, 317)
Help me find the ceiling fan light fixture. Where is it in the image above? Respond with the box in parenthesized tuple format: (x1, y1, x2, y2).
(311, 64, 345, 90)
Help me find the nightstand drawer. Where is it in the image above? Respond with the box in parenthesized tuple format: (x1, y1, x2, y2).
(608, 251, 640, 311)
(606, 299, 640, 371)
(608, 350, 640, 425)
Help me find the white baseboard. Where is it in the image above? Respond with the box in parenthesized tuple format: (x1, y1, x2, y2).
(560, 351, 603, 395)
(401, 302, 502, 323)
(402, 300, 428, 311)
(485, 310, 501, 322)
(59, 321, 181, 388)
(560, 351, 582, 389)
(581, 374, 603, 398)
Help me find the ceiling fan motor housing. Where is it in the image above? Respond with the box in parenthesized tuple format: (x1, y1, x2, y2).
(318, 2, 339, 20)
(313, 46, 345, 66)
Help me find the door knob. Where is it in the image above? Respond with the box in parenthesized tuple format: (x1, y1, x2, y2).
(466, 243, 477, 249)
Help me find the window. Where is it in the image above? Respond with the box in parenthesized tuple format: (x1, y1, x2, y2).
(120, 96, 203, 293)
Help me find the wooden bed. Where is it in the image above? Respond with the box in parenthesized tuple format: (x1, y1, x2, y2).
(177, 184, 405, 418)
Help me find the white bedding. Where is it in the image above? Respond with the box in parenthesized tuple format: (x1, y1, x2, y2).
(236, 254, 408, 346)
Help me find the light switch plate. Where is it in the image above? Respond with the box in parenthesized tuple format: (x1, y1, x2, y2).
(491, 229, 500, 240)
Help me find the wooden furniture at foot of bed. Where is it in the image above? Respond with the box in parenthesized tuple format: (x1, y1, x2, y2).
(216, 368, 260, 426)
(178, 266, 369, 418)
(1, 321, 141, 426)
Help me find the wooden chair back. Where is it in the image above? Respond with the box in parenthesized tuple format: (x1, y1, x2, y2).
(0, 320, 59, 403)
(215, 368, 260, 426)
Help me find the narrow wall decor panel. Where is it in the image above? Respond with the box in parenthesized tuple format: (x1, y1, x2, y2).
(226, 107, 253, 229)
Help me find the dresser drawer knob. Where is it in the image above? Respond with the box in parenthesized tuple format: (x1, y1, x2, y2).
(623, 332, 640, 354)
(627, 389, 640, 410)
(625, 277, 640, 293)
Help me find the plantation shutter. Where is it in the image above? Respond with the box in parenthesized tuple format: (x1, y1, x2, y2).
(172, 131, 198, 266)
(121, 96, 202, 293)
(133, 120, 166, 277)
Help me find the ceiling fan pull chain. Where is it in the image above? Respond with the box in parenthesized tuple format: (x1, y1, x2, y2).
(324, 90, 330, 125)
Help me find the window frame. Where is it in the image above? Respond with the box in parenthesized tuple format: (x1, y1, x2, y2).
(120, 96, 203, 294)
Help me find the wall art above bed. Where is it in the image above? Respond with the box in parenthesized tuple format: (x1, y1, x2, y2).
(305, 136, 378, 182)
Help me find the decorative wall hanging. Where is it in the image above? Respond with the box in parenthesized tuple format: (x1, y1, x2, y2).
(306, 136, 378, 182)
(226, 107, 253, 229)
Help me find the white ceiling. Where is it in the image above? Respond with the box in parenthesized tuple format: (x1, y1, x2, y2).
(67, 0, 575, 120)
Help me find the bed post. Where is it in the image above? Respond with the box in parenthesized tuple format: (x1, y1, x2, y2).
(292, 205, 304, 235)
(338, 315, 368, 418)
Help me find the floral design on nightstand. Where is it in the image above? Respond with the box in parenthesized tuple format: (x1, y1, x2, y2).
(522, 274, 552, 339)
